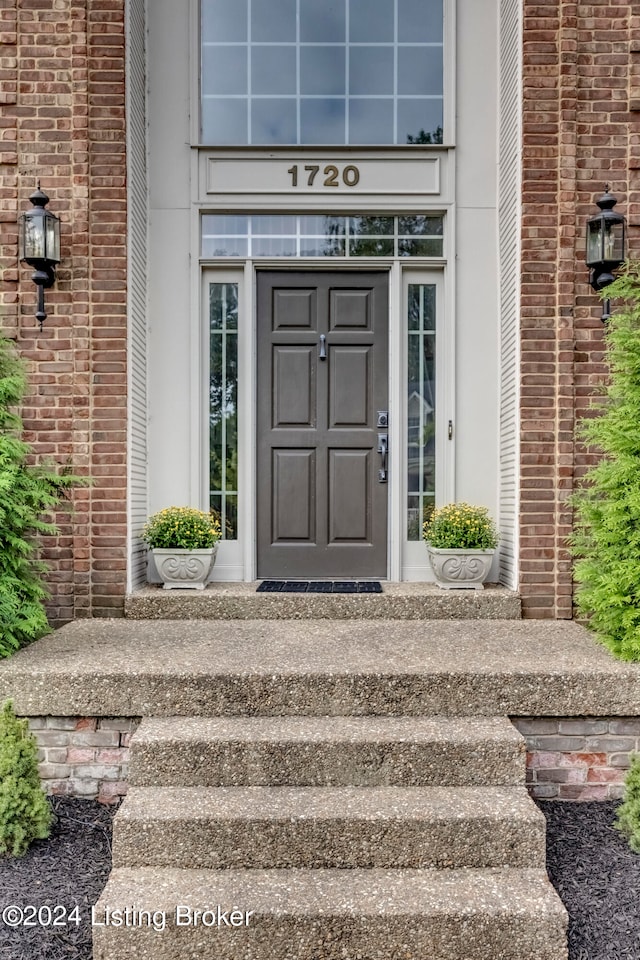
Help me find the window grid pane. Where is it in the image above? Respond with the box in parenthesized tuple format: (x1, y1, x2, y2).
(201, 0, 444, 144)
(201, 215, 444, 258)
(407, 283, 436, 541)
(210, 283, 239, 539)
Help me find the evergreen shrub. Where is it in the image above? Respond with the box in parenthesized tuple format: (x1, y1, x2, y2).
(0, 337, 86, 657)
(0, 700, 52, 856)
(616, 754, 640, 853)
(570, 263, 640, 660)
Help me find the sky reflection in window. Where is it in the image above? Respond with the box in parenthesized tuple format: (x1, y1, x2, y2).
(201, 0, 444, 144)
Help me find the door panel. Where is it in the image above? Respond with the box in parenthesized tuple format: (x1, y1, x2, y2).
(329, 449, 371, 542)
(271, 449, 316, 542)
(272, 289, 316, 329)
(257, 270, 388, 579)
(273, 347, 315, 427)
(330, 288, 372, 329)
(330, 347, 371, 426)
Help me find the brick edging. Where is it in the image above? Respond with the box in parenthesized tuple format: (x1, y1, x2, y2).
(24, 715, 639, 804)
(512, 717, 639, 800)
(29, 717, 139, 804)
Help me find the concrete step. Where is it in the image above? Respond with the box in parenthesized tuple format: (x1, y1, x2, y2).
(112, 785, 545, 870)
(3, 618, 632, 719)
(93, 866, 568, 960)
(126, 582, 522, 620)
(129, 715, 526, 787)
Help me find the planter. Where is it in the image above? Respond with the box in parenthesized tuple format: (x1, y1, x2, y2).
(426, 546, 495, 590)
(152, 545, 218, 590)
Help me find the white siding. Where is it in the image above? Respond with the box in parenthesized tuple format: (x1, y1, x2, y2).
(497, 0, 522, 589)
(126, 0, 149, 590)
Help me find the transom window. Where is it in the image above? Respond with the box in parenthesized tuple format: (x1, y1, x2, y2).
(201, 214, 444, 258)
(201, 0, 444, 145)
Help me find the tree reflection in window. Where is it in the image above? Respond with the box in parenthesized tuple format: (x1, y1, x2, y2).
(210, 283, 238, 539)
(202, 215, 445, 259)
(406, 126, 443, 145)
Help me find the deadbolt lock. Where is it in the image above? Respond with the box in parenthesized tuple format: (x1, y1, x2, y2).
(377, 410, 388, 428)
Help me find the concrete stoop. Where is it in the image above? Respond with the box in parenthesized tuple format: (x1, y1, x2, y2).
(125, 581, 522, 620)
(94, 710, 568, 959)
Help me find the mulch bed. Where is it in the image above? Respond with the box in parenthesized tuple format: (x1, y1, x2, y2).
(0, 797, 117, 960)
(540, 800, 640, 960)
(0, 797, 638, 959)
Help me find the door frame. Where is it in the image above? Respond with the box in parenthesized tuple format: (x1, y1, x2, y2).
(200, 259, 452, 582)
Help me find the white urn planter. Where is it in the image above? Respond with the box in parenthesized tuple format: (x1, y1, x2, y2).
(152, 545, 218, 590)
(426, 546, 495, 590)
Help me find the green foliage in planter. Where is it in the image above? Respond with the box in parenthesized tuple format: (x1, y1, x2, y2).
(569, 264, 640, 660)
(141, 506, 222, 549)
(0, 337, 86, 657)
(616, 754, 640, 853)
(423, 502, 499, 550)
(0, 700, 52, 857)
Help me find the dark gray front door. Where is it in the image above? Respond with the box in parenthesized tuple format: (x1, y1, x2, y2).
(257, 270, 388, 579)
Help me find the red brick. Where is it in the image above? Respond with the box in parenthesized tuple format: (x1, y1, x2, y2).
(3, 0, 127, 624)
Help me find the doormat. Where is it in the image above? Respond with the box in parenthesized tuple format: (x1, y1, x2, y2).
(257, 581, 383, 594)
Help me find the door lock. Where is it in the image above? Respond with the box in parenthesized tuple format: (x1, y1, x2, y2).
(377, 410, 388, 427)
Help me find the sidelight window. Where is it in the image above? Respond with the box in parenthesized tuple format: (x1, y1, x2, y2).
(407, 283, 436, 540)
(209, 282, 239, 539)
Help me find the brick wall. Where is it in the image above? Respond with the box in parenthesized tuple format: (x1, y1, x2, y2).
(513, 717, 639, 800)
(30, 716, 138, 804)
(519, 1, 640, 617)
(0, 0, 128, 622)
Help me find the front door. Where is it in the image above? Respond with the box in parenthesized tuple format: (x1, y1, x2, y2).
(257, 271, 389, 579)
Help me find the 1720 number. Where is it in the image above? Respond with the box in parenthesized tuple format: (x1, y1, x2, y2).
(287, 164, 360, 188)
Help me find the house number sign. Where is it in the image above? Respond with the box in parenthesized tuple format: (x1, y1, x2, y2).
(203, 156, 441, 199)
(287, 164, 360, 188)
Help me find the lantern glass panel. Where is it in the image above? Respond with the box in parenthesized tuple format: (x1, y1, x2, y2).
(45, 213, 60, 262)
(586, 219, 604, 266)
(22, 213, 46, 261)
(605, 221, 625, 264)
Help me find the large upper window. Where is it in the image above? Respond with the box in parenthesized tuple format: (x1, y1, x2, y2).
(201, 0, 444, 145)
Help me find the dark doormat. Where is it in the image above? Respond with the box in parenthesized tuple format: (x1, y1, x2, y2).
(257, 581, 383, 593)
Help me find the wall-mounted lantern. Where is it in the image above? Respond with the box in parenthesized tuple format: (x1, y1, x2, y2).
(19, 183, 61, 330)
(585, 186, 626, 322)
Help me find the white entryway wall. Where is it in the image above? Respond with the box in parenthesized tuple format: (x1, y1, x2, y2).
(142, 0, 502, 583)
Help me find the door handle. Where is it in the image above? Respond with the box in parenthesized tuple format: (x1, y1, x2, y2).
(377, 433, 388, 482)
(319, 334, 327, 361)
